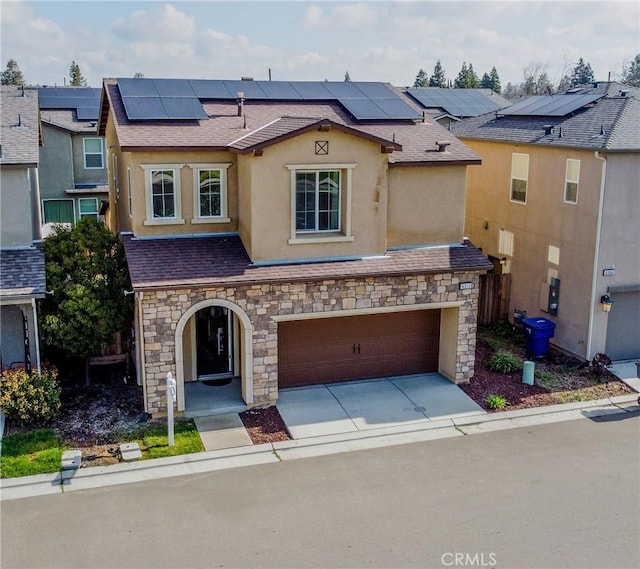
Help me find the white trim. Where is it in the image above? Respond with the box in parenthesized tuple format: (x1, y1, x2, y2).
(174, 298, 254, 411)
(285, 162, 357, 170)
(31, 298, 41, 375)
(509, 152, 529, 204)
(191, 164, 231, 222)
(77, 197, 99, 220)
(563, 158, 580, 204)
(140, 166, 184, 224)
(271, 301, 465, 322)
(83, 137, 104, 170)
(127, 167, 133, 217)
(228, 119, 281, 146)
(288, 235, 354, 245)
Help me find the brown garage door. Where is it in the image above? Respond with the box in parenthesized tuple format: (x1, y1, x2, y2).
(278, 310, 440, 388)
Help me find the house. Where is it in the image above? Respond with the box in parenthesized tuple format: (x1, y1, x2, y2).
(403, 87, 511, 129)
(36, 87, 107, 234)
(98, 77, 492, 417)
(452, 82, 640, 362)
(0, 86, 45, 372)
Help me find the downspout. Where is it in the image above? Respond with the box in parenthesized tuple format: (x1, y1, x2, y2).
(31, 298, 42, 375)
(136, 291, 148, 412)
(586, 151, 607, 360)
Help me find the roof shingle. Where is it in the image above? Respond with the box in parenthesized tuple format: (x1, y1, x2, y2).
(0, 245, 46, 298)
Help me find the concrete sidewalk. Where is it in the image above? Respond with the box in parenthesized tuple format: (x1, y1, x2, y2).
(2, 392, 638, 501)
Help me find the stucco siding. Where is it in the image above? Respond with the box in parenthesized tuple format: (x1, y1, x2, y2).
(1, 167, 35, 247)
(39, 124, 74, 199)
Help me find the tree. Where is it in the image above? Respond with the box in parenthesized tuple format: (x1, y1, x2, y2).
(454, 62, 479, 88)
(69, 60, 87, 87)
(1, 59, 25, 85)
(487, 66, 501, 93)
(133, 72, 145, 79)
(344, 70, 351, 82)
(413, 68, 428, 88)
(621, 54, 640, 86)
(41, 218, 132, 384)
(522, 62, 552, 95)
(570, 57, 594, 87)
(428, 60, 446, 88)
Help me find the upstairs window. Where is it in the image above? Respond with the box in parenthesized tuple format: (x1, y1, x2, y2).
(83, 138, 104, 169)
(295, 170, 341, 232)
(141, 164, 184, 225)
(510, 153, 529, 203)
(151, 169, 176, 218)
(190, 164, 231, 223)
(78, 198, 99, 220)
(564, 159, 580, 203)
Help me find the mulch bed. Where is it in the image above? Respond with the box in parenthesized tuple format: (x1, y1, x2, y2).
(240, 407, 291, 444)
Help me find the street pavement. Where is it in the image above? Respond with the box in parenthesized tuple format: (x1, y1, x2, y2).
(1, 411, 638, 569)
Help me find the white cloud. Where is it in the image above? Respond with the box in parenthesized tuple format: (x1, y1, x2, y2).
(303, 5, 323, 27)
(302, 2, 378, 30)
(112, 3, 196, 42)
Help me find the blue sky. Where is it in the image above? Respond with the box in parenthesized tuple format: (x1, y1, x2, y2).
(2, 1, 638, 88)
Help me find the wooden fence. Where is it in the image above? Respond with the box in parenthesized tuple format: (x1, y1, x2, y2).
(478, 273, 512, 325)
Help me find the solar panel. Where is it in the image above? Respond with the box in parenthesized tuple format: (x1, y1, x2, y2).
(121, 96, 168, 120)
(118, 78, 159, 97)
(160, 97, 208, 119)
(257, 81, 303, 100)
(323, 81, 363, 99)
(499, 94, 603, 117)
(339, 98, 387, 120)
(154, 79, 196, 97)
(374, 98, 422, 120)
(351, 82, 397, 99)
(76, 107, 99, 120)
(407, 88, 501, 117)
(288, 81, 333, 100)
(222, 80, 267, 98)
(189, 80, 234, 99)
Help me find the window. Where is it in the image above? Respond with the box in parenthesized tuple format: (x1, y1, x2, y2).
(151, 170, 175, 218)
(286, 163, 356, 244)
(112, 154, 119, 201)
(127, 168, 132, 216)
(296, 170, 341, 232)
(83, 138, 104, 169)
(141, 165, 184, 225)
(43, 199, 75, 224)
(78, 198, 99, 220)
(564, 159, 580, 203)
(190, 164, 231, 223)
(510, 153, 529, 203)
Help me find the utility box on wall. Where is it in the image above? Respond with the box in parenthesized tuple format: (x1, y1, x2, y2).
(540, 278, 560, 316)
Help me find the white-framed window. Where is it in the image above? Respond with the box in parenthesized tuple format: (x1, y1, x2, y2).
(78, 198, 99, 220)
(83, 138, 104, 169)
(285, 163, 356, 244)
(189, 163, 231, 224)
(140, 164, 184, 225)
(127, 168, 132, 217)
(112, 154, 119, 201)
(510, 153, 529, 203)
(564, 159, 580, 204)
(42, 199, 75, 224)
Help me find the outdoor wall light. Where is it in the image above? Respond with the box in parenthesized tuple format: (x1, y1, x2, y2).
(600, 294, 614, 313)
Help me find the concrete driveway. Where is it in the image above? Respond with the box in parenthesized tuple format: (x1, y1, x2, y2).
(277, 373, 485, 439)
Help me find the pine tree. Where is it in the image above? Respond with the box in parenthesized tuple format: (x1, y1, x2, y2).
(344, 70, 351, 82)
(467, 64, 480, 88)
(570, 57, 595, 87)
(454, 62, 469, 88)
(1, 59, 25, 85)
(428, 60, 446, 88)
(489, 66, 501, 94)
(413, 68, 428, 88)
(622, 54, 640, 87)
(69, 60, 87, 87)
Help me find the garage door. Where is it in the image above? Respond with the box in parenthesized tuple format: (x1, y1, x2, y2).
(605, 291, 640, 360)
(278, 310, 440, 388)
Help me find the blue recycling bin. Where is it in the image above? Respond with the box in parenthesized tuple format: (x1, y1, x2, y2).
(522, 317, 556, 357)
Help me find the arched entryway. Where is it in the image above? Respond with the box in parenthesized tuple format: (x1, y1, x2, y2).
(174, 299, 253, 413)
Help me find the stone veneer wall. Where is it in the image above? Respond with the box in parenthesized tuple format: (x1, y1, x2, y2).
(140, 272, 480, 415)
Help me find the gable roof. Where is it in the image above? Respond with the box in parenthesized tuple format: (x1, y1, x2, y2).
(100, 78, 481, 165)
(452, 82, 640, 152)
(0, 86, 40, 165)
(122, 233, 492, 290)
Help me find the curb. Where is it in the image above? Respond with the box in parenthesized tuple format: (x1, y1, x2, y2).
(2, 395, 638, 501)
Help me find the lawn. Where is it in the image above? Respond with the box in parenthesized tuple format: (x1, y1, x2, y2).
(0, 429, 66, 478)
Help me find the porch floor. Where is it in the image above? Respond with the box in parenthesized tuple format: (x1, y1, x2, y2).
(183, 378, 246, 418)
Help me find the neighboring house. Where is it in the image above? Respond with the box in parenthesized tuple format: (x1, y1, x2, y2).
(403, 88, 511, 128)
(453, 82, 640, 362)
(36, 87, 107, 234)
(0, 86, 45, 372)
(98, 77, 492, 417)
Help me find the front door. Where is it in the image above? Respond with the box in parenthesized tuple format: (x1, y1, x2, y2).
(196, 307, 233, 379)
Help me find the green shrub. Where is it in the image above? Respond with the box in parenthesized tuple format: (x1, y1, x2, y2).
(488, 352, 523, 374)
(484, 394, 508, 410)
(0, 367, 61, 427)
